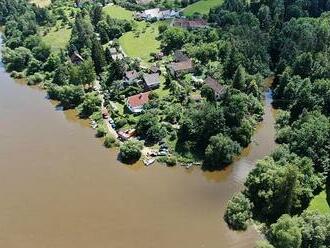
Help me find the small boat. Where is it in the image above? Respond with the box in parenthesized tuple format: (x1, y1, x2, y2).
(185, 163, 193, 169)
(144, 158, 156, 166)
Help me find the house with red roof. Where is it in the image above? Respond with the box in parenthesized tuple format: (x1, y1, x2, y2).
(127, 92, 150, 113)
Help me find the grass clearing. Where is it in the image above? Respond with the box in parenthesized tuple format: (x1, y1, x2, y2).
(183, 0, 224, 16)
(103, 5, 164, 64)
(42, 25, 71, 51)
(30, 0, 51, 7)
(119, 22, 161, 64)
(308, 191, 330, 214)
(103, 5, 134, 21)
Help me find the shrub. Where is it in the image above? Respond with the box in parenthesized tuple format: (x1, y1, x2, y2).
(145, 124, 167, 144)
(169, 130, 177, 141)
(158, 23, 168, 33)
(104, 134, 118, 148)
(204, 134, 241, 170)
(268, 215, 302, 248)
(47, 83, 62, 100)
(10, 71, 23, 79)
(77, 92, 101, 118)
(27, 73, 43, 85)
(157, 156, 177, 167)
(90, 111, 103, 123)
(165, 156, 177, 166)
(119, 140, 143, 163)
(96, 125, 107, 137)
(115, 118, 127, 129)
(127, 115, 137, 125)
(224, 193, 252, 230)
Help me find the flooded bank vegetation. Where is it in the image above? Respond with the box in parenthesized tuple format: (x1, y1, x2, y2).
(0, 0, 329, 247)
(215, 0, 330, 247)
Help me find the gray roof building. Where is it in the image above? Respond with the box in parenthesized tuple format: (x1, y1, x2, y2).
(143, 73, 160, 89)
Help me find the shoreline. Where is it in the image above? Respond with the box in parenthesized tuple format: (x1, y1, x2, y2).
(0, 19, 276, 170)
(6, 69, 276, 170)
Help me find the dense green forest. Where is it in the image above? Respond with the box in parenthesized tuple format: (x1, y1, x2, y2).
(218, 1, 330, 247)
(0, 0, 329, 247)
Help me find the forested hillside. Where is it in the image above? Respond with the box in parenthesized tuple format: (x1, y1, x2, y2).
(220, 1, 330, 247)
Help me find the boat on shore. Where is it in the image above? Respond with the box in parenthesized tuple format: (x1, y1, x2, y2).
(143, 158, 156, 166)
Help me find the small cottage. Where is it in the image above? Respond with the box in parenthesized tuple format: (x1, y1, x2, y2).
(168, 59, 194, 78)
(127, 92, 150, 113)
(204, 76, 226, 100)
(150, 65, 160, 74)
(143, 73, 160, 89)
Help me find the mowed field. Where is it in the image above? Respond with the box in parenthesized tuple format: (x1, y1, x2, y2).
(183, 0, 224, 16)
(119, 22, 161, 63)
(308, 191, 330, 214)
(104, 5, 161, 63)
(103, 5, 134, 21)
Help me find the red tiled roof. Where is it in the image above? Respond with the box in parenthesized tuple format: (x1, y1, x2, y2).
(173, 19, 208, 28)
(128, 92, 150, 108)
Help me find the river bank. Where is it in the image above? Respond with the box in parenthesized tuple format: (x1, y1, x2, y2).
(0, 32, 278, 247)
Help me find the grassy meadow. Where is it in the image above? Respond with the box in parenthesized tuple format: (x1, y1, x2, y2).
(183, 0, 224, 16)
(42, 25, 71, 51)
(119, 22, 161, 63)
(103, 5, 134, 21)
(104, 5, 161, 63)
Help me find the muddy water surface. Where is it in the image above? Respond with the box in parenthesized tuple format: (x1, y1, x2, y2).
(0, 36, 276, 248)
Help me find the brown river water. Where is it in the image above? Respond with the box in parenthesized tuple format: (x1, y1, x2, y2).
(0, 36, 276, 248)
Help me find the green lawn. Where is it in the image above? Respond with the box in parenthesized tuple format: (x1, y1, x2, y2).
(119, 22, 161, 64)
(308, 191, 330, 214)
(103, 5, 134, 21)
(103, 5, 161, 64)
(183, 0, 224, 16)
(154, 75, 170, 98)
(42, 26, 71, 51)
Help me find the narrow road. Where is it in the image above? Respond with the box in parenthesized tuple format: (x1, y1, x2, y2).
(94, 80, 118, 138)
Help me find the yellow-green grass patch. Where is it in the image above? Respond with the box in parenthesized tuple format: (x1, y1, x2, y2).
(30, 0, 51, 7)
(183, 0, 224, 16)
(119, 22, 161, 64)
(42, 26, 71, 51)
(103, 5, 134, 21)
(308, 191, 330, 214)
